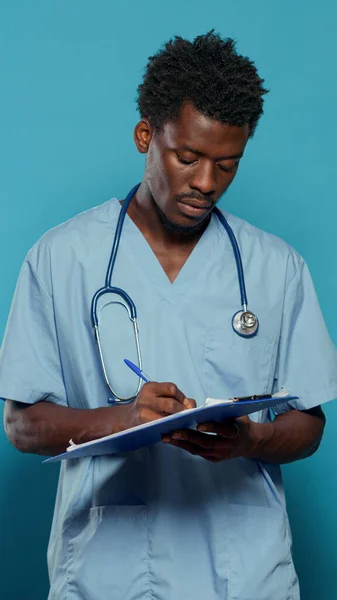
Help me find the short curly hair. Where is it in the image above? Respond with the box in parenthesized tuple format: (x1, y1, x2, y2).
(137, 31, 268, 137)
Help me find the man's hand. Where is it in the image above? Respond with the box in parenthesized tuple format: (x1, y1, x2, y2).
(4, 382, 197, 456)
(122, 382, 196, 430)
(162, 416, 270, 462)
(162, 407, 326, 464)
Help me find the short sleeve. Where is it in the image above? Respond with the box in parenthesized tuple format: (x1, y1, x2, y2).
(0, 251, 67, 406)
(273, 258, 337, 414)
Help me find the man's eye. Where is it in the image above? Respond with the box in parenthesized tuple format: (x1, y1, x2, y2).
(218, 160, 240, 173)
(176, 154, 196, 165)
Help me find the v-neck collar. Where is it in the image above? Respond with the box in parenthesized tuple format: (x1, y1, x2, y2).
(118, 201, 219, 302)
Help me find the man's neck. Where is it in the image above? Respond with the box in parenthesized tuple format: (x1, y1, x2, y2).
(120, 184, 210, 283)
(123, 184, 209, 249)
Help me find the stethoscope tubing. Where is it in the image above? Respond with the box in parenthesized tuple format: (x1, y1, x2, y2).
(105, 183, 141, 289)
(91, 183, 141, 328)
(91, 184, 253, 328)
(213, 207, 248, 309)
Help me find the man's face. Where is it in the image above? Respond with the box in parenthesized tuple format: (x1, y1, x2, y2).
(141, 103, 250, 232)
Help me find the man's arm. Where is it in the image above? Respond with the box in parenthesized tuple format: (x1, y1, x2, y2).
(250, 406, 325, 463)
(4, 400, 123, 456)
(163, 407, 326, 464)
(4, 383, 196, 456)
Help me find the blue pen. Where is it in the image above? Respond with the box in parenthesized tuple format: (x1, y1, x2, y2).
(124, 359, 152, 383)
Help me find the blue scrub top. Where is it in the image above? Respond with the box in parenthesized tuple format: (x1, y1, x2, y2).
(1, 198, 337, 600)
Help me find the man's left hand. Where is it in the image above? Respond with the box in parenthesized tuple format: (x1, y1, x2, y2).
(162, 417, 273, 462)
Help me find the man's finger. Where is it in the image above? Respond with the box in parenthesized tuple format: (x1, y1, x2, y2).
(197, 420, 239, 438)
(165, 438, 234, 461)
(167, 428, 218, 449)
(147, 382, 196, 408)
(166, 439, 208, 456)
(142, 396, 186, 417)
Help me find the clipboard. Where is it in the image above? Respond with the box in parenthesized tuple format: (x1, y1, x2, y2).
(44, 390, 297, 463)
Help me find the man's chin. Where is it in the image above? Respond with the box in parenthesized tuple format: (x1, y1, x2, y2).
(154, 203, 210, 235)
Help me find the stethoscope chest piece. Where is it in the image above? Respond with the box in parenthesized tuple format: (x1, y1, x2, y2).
(232, 310, 259, 338)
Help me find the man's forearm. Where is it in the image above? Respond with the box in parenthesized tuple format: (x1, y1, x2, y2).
(251, 407, 326, 464)
(4, 399, 132, 456)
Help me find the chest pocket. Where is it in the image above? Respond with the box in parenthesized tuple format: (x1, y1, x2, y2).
(203, 325, 277, 403)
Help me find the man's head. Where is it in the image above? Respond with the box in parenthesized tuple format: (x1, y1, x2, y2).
(134, 31, 268, 233)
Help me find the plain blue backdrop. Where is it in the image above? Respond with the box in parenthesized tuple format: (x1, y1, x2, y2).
(0, 2, 336, 599)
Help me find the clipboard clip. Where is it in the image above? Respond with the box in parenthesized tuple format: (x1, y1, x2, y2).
(231, 393, 272, 403)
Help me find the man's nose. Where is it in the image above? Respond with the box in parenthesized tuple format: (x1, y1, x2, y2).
(189, 160, 216, 196)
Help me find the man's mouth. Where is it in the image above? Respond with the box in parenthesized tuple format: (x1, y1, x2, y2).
(176, 199, 212, 217)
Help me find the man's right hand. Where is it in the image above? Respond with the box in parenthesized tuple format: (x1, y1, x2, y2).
(4, 384, 196, 456)
(122, 382, 196, 430)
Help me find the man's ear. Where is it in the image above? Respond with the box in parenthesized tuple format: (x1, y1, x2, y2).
(134, 118, 153, 154)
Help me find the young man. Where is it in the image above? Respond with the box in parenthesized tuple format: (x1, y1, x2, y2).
(1, 32, 336, 600)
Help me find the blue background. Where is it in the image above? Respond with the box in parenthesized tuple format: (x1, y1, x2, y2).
(0, 2, 336, 598)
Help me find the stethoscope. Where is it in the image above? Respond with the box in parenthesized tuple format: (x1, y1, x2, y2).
(91, 183, 259, 403)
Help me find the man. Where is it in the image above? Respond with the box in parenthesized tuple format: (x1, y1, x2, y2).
(1, 31, 336, 600)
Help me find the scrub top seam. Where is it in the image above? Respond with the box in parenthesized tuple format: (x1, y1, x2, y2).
(26, 258, 53, 299)
(145, 509, 155, 600)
